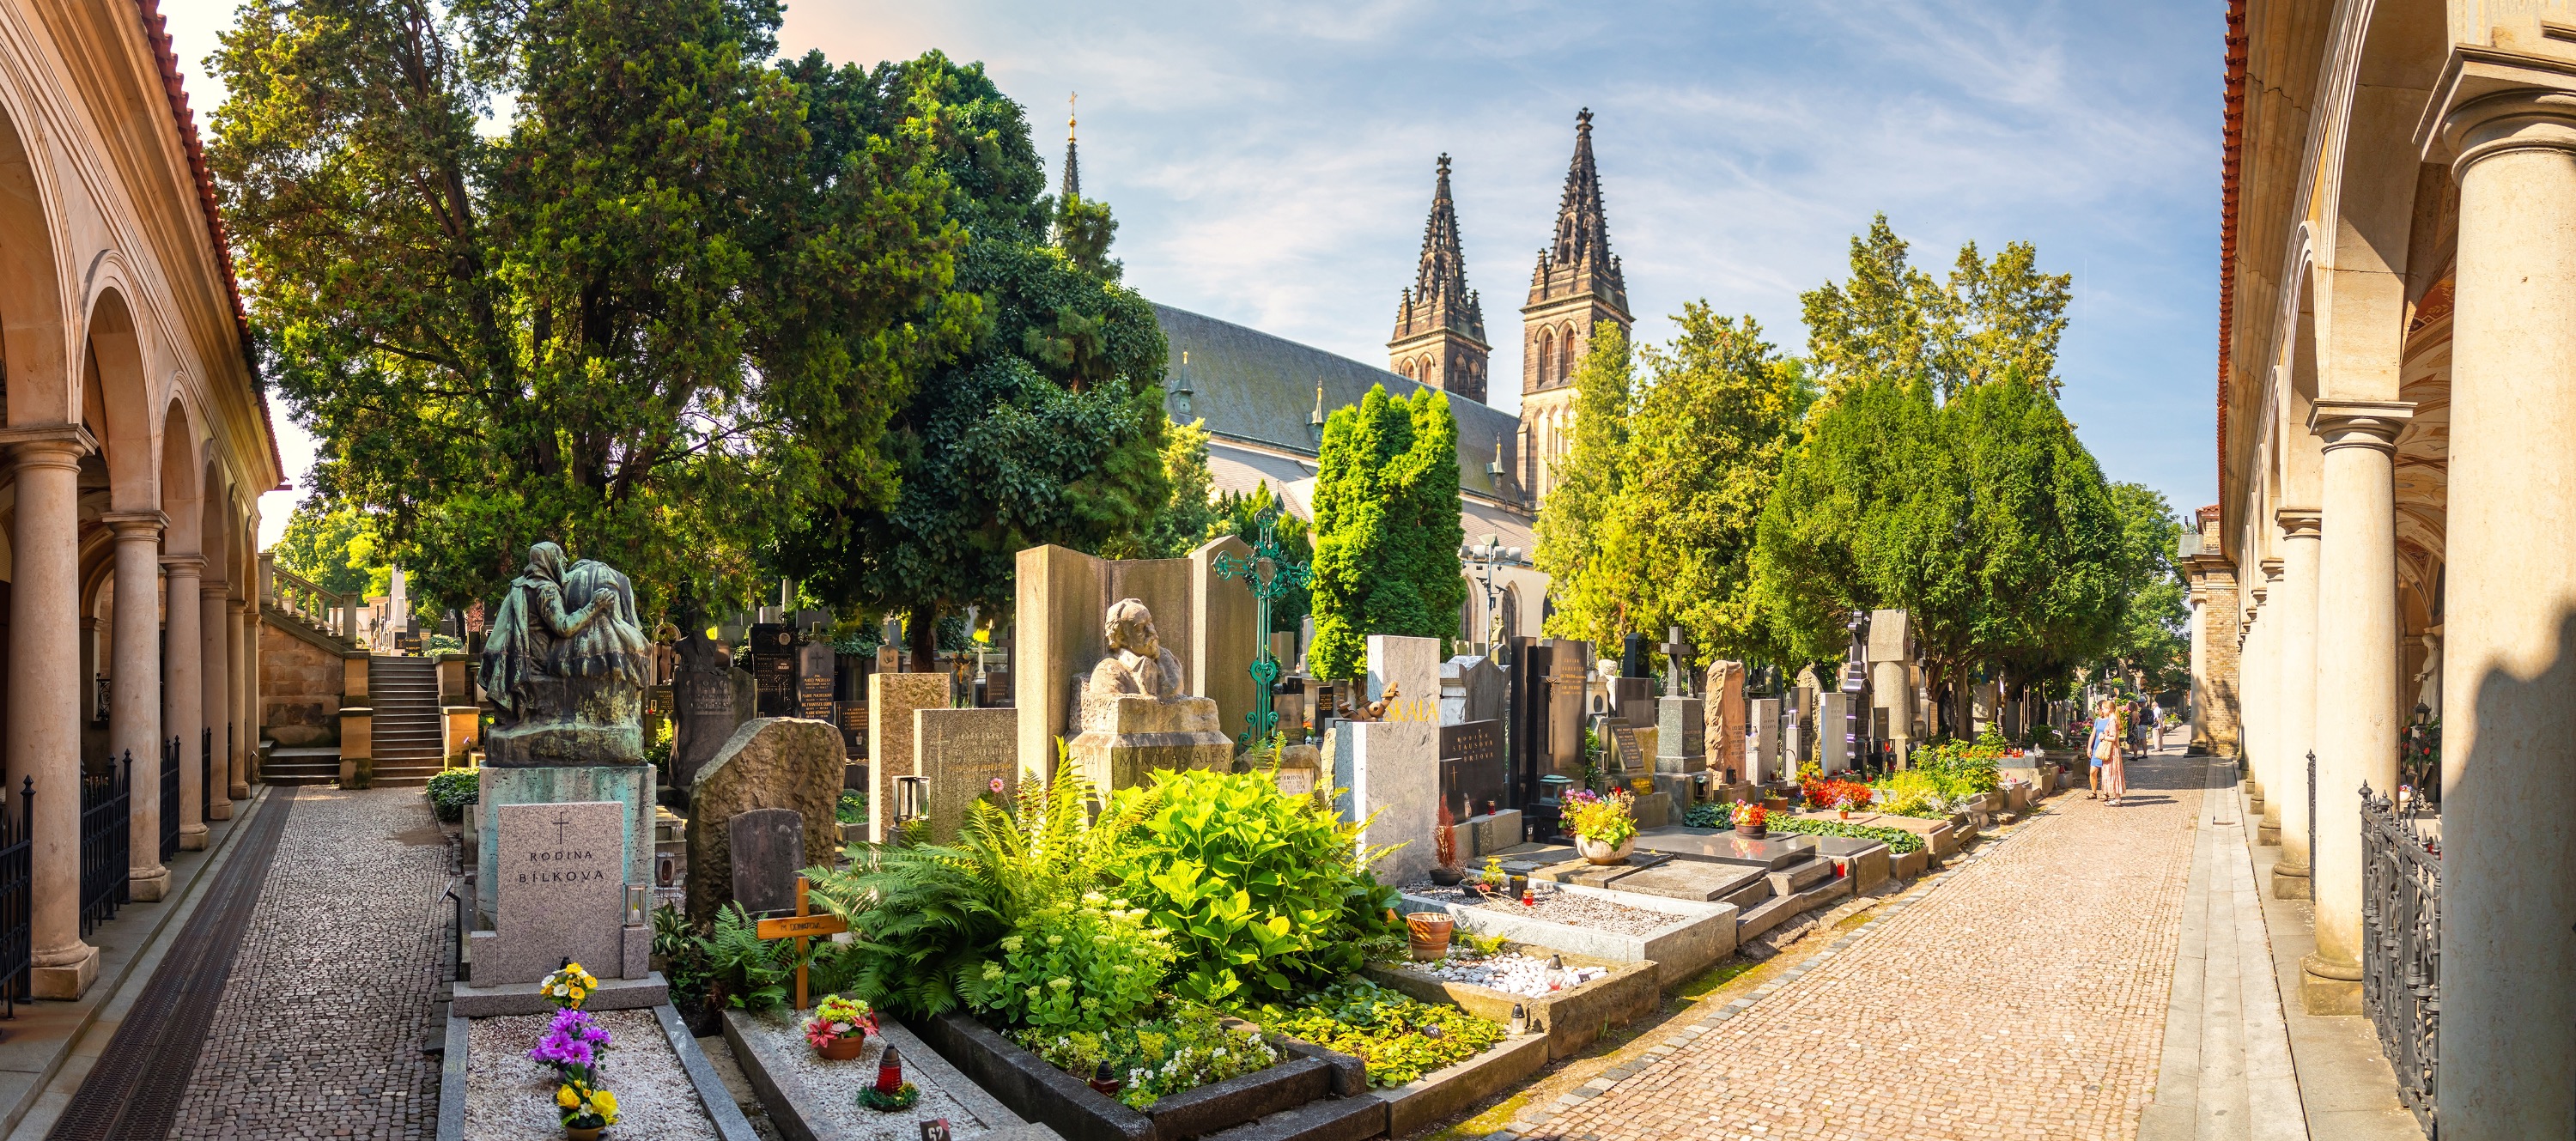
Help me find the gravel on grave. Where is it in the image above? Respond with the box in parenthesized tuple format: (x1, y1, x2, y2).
(1396, 951, 1608, 997)
(467, 1009, 720, 1141)
(1403, 883, 1678, 936)
(733, 1008, 1011, 1141)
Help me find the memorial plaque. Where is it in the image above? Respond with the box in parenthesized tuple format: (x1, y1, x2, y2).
(728, 807, 805, 915)
(1275, 767, 1316, 797)
(915, 707, 1017, 844)
(835, 701, 867, 755)
(748, 623, 798, 717)
(491, 801, 629, 984)
(1437, 719, 1506, 822)
(799, 674, 835, 721)
(1608, 724, 1645, 772)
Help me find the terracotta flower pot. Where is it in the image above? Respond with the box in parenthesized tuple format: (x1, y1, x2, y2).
(566, 1127, 603, 1141)
(1406, 912, 1455, 960)
(1735, 823, 1767, 838)
(1575, 835, 1635, 865)
(817, 1030, 868, 1060)
(1838, 810, 1850, 821)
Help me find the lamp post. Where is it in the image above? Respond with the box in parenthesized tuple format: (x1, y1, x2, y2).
(1213, 503, 1311, 750)
(1460, 535, 1522, 660)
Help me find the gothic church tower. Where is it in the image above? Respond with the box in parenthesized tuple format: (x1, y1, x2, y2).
(1518, 109, 1632, 507)
(1388, 155, 1491, 404)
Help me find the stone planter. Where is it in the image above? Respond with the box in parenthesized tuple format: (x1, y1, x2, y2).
(1575, 835, 1634, 865)
(1365, 950, 1657, 1061)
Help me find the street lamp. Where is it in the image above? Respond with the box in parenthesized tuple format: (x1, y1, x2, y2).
(1460, 535, 1522, 659)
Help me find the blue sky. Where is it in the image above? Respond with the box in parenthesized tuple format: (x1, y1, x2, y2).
(162, 0, 2221, 546)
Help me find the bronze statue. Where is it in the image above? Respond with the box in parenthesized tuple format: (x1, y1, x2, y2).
(479, 541, 652, 766)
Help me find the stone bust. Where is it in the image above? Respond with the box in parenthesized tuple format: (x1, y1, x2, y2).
(1087, 598, 1187, 700)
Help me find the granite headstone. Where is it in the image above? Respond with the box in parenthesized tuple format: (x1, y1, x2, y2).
(490, 800, 629, 984)
(727, 807, 805, 915)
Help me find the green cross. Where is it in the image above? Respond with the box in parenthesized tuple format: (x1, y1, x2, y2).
(1212, 503, 1311, 750)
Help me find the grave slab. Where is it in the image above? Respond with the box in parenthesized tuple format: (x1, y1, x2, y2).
(1589, 859, 1768, 904)
(1812, 836, 1893, 892)
(1630, 826, 1819, 870)
(1366, 634, 1443, 725)
(1528, 851, 1674, 889)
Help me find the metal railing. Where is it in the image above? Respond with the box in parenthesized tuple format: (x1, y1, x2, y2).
(0, 779, 31, 1020)
(261, 554, 361, 646)
(79, 756, 129, 937)
(159, 737, 180, 863)
(2361, 781, 2439, 1137)
(202, 727, 213, 822)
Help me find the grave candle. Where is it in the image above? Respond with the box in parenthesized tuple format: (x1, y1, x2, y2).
(1510, 1003, 1528, 1036)
(877, 1046, 904, 1095)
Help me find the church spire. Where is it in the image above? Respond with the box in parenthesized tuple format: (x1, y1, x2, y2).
(1060, 92, 1080, 201)
(1528, 108, 1627, 313)
(1388, 154, 1491, 404)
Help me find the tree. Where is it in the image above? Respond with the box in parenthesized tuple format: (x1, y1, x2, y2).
(2093, 482, 2190, 693)
(1102, 418, 1218, 560)
(1800, 214, 2072, 401)
(775, 54, 1173, 667)
(272, 500, 385, 598)
(1309, 385, 1465, 680)
(210, 0, 973, 619)
(1214, 482, 1313, 634)
(1533, 328, 1635, 647)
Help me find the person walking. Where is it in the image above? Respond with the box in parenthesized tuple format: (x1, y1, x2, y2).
(2088, 698, 2126, 804)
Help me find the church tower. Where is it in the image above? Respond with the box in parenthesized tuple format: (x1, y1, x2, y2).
(1388, 155, 1491, 404)
(1518, 109, 1632, 507)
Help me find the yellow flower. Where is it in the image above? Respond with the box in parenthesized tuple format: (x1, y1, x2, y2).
(557, 1085, 580, 1108)
(593, 1090, 618, 1117)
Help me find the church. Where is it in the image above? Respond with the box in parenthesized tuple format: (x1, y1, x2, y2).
(1135, 110, 1634, 650)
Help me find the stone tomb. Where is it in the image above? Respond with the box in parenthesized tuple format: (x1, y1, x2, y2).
(916, 706, 1017, 843)
(1582, 858, 1770, 905)
(1438, 719, 1506, 822)
(796, 638, 836, 721)
(1631, 826, 1819, 871)
(1545, 639, 1589, 774)
(475, 765, 654, 929)
(686, 719, 845, 927)
(1441, 652, 1504, 726)
(478, 800, 644, 984)
(866, 672, 950, 843)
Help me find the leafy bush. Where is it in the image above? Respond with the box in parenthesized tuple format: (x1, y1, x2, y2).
(1760, 816, 1925, 854)
(426, 768, 478, 822)
(835, 789, 868, 825)
(1869, 770, 1955, 818)
(1245, 981, 1504, 1087)
(1101, 769, 1400, 1005)
(960, 892, 1173, 1035)
(1017, 1005, 1281, 1109)
(696, 903, 796, 1012)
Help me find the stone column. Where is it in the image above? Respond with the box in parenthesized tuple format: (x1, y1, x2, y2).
(104, 514, 167, 902)
(228, 598, 250, 797)
(162, 556, 205, 848)
(2270, 513, 2320, 900)
(10, 435, 97, 998)
(2300, 401, 2411, 1013)
(199, 581, 231, 822)
(2254, 560, 2284, 845)
(2427, 81, 2576, 1138)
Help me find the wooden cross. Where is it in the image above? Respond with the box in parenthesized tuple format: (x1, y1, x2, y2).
(755, 876, 849, 1011)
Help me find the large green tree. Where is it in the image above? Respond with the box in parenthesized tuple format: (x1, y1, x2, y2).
(1533, 329, 1637, 648)
(271, 500, 386, 598)
(776, 54, 1172, 665)
(1309, 385, 1465, 680)
(1102, 417, 1218, 561)
(210, 0, 972, 616)
(1801, 215, 2072, 401)
(2093, 482, 2190, 694)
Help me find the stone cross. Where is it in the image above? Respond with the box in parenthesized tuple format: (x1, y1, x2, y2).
(1657, 626, 1693, 695)
(754, 877, 849, 1011)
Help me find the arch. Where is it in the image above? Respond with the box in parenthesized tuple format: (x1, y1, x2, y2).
(1398, 360, 1414, 379)
(199, 461, 231, 592)
(159, 398, 203, 556)
(2316, 0, 2444, 404)
(1536, 329, 1556, 386)
(0, 94, 70, 427)
(1557, 323, 1575, 381)
(82, 286, 155, 512)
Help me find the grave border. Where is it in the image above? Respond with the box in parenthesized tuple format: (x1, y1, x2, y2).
(434, 1002, 759, 1141)
(722, 1007, 1046, 1141)
(1360, 948, 1657, 1059)
(1398, 885, 1737, 987)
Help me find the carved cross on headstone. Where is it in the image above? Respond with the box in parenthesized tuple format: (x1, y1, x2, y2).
(755, 876, 850, 1011)
(1656, 626, 1694, 695)
(553, 810, 574, 847)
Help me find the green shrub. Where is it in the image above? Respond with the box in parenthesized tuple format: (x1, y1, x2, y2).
(1245, 981, 1504, 1087)
(425, 768, 478, 822)
(1871, 770, 1954, 817)
(1016, 1005, 1281, 1109)
(960, 892, 1173, 1034)
(1101, 769, 1400, 1004)
(696, 902, 796, 1012)
(1760, 816, 1925, 854)
(835, 789, 868, 825)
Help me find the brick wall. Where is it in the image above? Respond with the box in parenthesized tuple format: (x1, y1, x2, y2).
(2193, 568, 2241, 756)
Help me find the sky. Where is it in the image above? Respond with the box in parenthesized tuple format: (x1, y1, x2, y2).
(159, 0, 2222, 549)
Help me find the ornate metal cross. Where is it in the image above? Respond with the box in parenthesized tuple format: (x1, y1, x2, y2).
(1212, 502, 1310, 750)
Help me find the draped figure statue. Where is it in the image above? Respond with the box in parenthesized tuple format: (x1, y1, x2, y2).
(480, 542, 652, 765)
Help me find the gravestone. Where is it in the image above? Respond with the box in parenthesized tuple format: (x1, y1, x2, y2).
(1546, 639, 1589, 775)
(1609, 677, 1655, 725)
(1820, 692, 1857, 774)
(1655, 696, 1706, 772)
(1364, 634, 1443, 725)
(485, 800, 632, 984)
(1440, 653, 1505, 726)
(1508, 639, 1552, 810)
(866, 673, 951, 843)
(727, 808, 805, 915)
(1705, 661, 1745, 781)
(1437, 719, 1506, 822)
(1327, 717, 1438, 887)
(1604, 720, 1647, 774)
(685, 719, 845, 927)
(671, 630, 741, 790)
(916, 707, 1017, 844)
(798, 639, 837, 721)
(1749, 696, 1783, 785)
(835, 701, 866, 757)
(748, 623, 798, 717)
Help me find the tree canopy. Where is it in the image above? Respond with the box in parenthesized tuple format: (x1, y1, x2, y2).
(210, 0, 974, 617)
(1801, 215, 2073, 401)
(2093, 483, 2190, 694)
(271, 500, 386, 599)
(1309, 385, 1466, 680)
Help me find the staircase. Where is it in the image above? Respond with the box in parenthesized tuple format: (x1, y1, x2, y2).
(368, 656, 447, 787)
(262, 745, 342, 786)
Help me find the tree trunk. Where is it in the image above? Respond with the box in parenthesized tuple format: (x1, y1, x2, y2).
(908, 603, 939, 674)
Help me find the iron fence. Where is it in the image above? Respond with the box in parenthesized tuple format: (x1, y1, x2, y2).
(201, 726, 212, 822)
(79, 755, 129, 937)
(2361, 780, 2439, 1137)
(159, 736, 179, 864)
(0, 778, 33, 1020)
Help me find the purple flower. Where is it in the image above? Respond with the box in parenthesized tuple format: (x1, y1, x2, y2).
(530, 1029, 595, 1070)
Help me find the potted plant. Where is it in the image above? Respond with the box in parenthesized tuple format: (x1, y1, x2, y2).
(1406, 911, 1455, 960)
(1566, 789, 1638, 865)
(1473, 856, 1510, 900)
(1430, 803, 1464, 885)
(556, 1078, 619, 1140)
(1733, 800, 1767, 838)
(804, 994, 877, 1060)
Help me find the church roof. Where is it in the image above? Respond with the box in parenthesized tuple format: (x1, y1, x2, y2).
(1526, 109, 1628, 316)
(1154, 303, 1522, 505)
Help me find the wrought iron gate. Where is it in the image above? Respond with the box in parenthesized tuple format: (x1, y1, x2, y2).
(2360, 781, 2439, 1137)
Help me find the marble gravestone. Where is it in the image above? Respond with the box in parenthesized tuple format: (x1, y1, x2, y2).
(684, 719, 844, 926)
(867, 672, 951, 843)
(1820, 692, 1857, 774)
(1546, 639, 1590, 775)
(1365, 634, 1443, 725)
(916, 707, 1018, 844)
(727, 808, 805, 915)
(1330, 635, 1444, 885)
(671, 629, 741, 790)
(1749, 696, 1783, 786)
(797, 638, 838, 721)
(1440, 653, 1505, 726)
(480, 800, 642, 984)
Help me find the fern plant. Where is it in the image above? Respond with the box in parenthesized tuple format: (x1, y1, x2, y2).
(696, 902, 795, 1011)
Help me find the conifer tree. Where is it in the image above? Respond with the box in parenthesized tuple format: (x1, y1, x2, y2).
(1309, 385, 1466, 680)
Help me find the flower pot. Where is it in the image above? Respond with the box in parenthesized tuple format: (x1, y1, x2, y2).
(1575, 835, 1635, 865)
(1838, 810, 1850, 821)
(1762, 797, 1790, 812)
(1735, 823, 1767, 838)
(817, 1031, 868, 1060)
(566, 1127, 603, 1141)
(1406, 912, 1454, 961)
(1428, 865, 1464, 886)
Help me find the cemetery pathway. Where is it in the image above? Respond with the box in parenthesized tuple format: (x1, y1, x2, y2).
(161, 787, 452, 1140)
(1502, 743, 2208, 1141)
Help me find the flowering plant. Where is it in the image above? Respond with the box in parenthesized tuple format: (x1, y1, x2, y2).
(1564, 789, 1636, 849)
(541, 962, 598, 1010)
(1018, 1005, 1280, 1109)
(1805, 779, 1874, 811)
(804, 994, 877, 1049)
(556, 1078, 620, 1128)
(1732, 801, 1765, 828)
(959, 893, 1173, 1035)
(529, 1007, 614, 1082)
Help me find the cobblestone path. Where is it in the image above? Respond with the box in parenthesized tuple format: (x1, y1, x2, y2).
(168, 787, 451, 1140)
(1505, 746, 2206, 1141)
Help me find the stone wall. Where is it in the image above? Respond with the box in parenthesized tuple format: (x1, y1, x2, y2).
(2193, 570, 2241, 756)
(258, 618, 343, 747)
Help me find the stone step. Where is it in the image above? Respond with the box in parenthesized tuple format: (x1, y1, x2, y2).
(1197, 1091, 1387, 1141)
(1735, 869, 1856, 942)
(1765, 857, 1835, 896)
